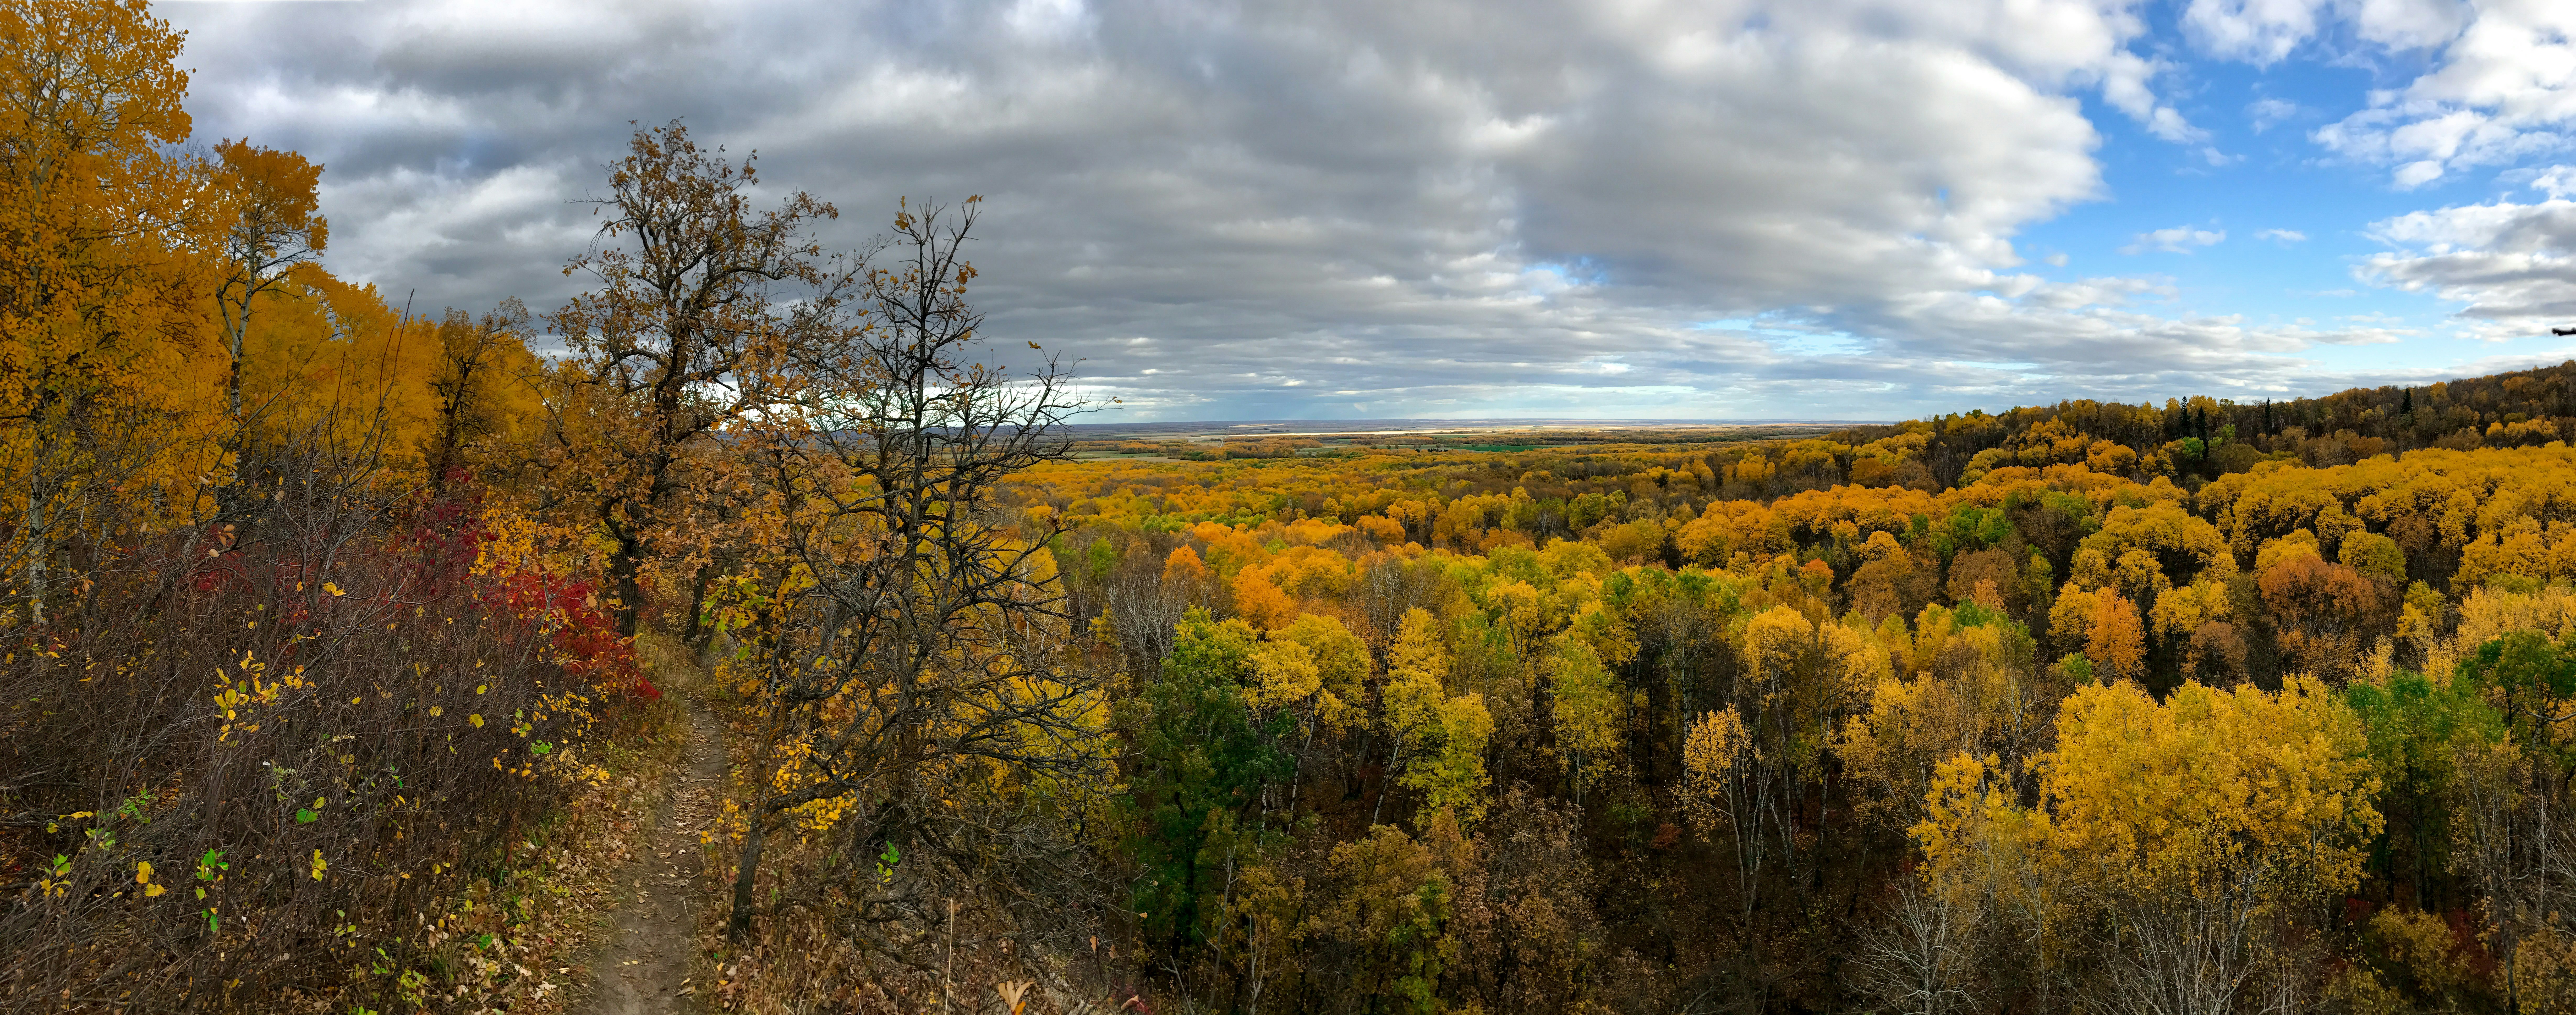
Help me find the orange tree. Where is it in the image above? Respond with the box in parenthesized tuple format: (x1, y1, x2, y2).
(0, 0, 210, 623)
(545, 120, 853, 637)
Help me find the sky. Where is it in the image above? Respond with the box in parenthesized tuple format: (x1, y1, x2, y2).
(161, 0, 2576, 422)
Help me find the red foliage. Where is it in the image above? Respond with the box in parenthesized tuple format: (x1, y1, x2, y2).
(381, 482, 653, 703)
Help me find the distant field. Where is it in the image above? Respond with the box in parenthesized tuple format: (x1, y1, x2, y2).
(1060, 418, 1868, 459)
(1061, 417, 1874, 442)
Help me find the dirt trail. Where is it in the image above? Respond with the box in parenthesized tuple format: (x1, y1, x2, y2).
(575, 692, 725, 1015)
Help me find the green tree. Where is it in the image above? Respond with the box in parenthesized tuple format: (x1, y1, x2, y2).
(1123, 609, 1295, 951)
(2346, 668, 2501, 907)
(2456, 630, 2576, 766)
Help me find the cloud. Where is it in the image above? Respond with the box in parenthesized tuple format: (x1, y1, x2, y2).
(2246, 96, 2303, 132)
(2184, 0, 2326, 66)
(159, 0, 2407, 420)
(2097, 50, 2209, 144)
(2121, 226, 2229, 254)
(2312, 2, 2571, 187)
(2257, 228, 2309, 242)
(2185, 0, 2467, 66)
(2174, 3, 2576, 190)
(2360, 197, 2576, 338)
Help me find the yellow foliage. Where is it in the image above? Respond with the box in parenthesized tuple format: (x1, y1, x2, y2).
(2256, 529, 2322, 572)
(2070, 501, 2234, 592)
(1247, 638, 1321, 713)
(1231, 568, 1297, 631)
(1549, 637, 1626, 795)
(2045, 676, 2377, 897)
(2424, 584, 2576, 681)
(1681, 707, 1753, 836)
(1275, 613, 1370, 732)
(1743, 606, 1813, 685)
(1920, 675, 2379, 927)
(1839, 619, 2046, 827)
(2148, 577, 2232, 641)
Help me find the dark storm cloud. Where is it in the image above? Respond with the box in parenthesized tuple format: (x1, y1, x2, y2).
(165, 0, 2409, 420)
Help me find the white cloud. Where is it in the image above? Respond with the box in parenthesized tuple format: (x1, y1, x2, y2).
(2247, 96, 2304, 132)
(2185, 0, 2328, 66)
(2313, 2, 2575, 187)
(2361, 197, 2576, 338)
(2122, 226, 2229, 254)
(2097, 50, 2210, 144)
(2257, 228, 2309, 242)
(2348, 0, 2473, 50)
(2186, 0, 2467, 65)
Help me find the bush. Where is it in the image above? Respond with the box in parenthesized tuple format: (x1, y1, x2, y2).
(0, 476, 643, 1012)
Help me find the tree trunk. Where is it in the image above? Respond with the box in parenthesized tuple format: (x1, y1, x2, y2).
(681, 561, 716, 651)
(728, 812, 769, 941)
(610, 536, 645, 637)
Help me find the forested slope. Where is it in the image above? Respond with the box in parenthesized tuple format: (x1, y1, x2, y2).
(1022, 395, 2576, 1012)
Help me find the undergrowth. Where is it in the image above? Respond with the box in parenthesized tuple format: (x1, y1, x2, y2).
(0, 476, 671, 1013)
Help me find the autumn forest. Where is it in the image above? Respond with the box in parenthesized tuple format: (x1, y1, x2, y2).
(19, 4, 2576, 1015)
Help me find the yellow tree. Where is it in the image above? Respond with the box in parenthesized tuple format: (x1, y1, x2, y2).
(1548, 635, 1624, 802)
(0, 0, 210, 620)
(1838, 611, 2050, 830)
(1684, 706, 1773, 914)
(1380, 609, 1492, 824)
(208, 139, 325, 423)
(423, 300, 542, 492)
(1286, 613, 1368, 710)
(1916, 677, 2379, 1012)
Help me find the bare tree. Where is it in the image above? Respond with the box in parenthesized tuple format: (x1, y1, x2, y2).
(1103, 567, 1188, 672)
(2449, 737, 2576, 1013)
(715, 198, 1110, 949)
(2096, 869, 2266, 1015)
(1848, 875, 1981, 1015)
